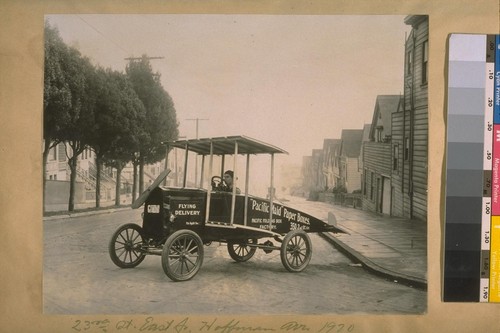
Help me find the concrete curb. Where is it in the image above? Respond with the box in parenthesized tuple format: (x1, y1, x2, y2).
(43, 207, 133, 221)
(320, 232, 427, 291)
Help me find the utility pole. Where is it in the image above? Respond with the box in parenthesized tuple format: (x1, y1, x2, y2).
(163, 136, 186, 186)
(186, 118, 209, 140)
(125, 56, 164, 79)
(186, 118, 209, 186)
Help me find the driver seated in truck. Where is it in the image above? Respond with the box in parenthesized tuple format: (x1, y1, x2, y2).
(211, 170, 241, 194)
(222, 170, 241, 194)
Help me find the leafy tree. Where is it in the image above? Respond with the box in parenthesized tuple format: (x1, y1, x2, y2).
(126, 55, 178, 195)
(43, 22, 72, 212)
(57, 48, 99, 211)
(91, 68, 146, 207)
(44, 27, 178, 211)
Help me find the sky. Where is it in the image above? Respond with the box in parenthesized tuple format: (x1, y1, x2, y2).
(45, 14, 410, 163)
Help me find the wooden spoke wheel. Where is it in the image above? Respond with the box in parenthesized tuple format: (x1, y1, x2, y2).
(109, 223, 146, 268)
(227, 238, 257, 262)
(161, 230, 204, 281)
(280, 230, 312, 272)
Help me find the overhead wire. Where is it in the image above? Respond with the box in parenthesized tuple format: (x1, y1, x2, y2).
(76, 15, 131, 55)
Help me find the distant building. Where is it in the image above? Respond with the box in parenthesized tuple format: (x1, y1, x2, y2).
(301, 156, 314, 193)
(358, 124, 371, 172)
(339, 129, 363, 193)
(44, 141, 165, 211)
(311, 149, 324, 190)
(362, 95, 402, 215)
(391, 15, 428, 221)
(321, 139, 342, 190)
(298, 15, 428, 221)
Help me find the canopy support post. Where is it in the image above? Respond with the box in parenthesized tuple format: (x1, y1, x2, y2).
(268, 153, 275, 232)
(200, 154, 205, 188)
(230, 141, 238, 225)
(244, 153, 250, 226)
(182, 142, 189, 188)
(163, 144, 169, 186)
(205, 141, 214, 224)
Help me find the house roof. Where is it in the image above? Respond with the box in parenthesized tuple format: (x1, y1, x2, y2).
(322, 139, 342, 166)
(312, 149, 323, 158)
(362, 124, 371, 142)
(323, 138, 342, 152)
(404, 15, 428, 27)
(369, 95, 401, 140)
(341, 129, 363, 158)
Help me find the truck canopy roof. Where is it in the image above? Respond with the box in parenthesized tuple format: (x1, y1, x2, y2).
(167, 135, 288, 155)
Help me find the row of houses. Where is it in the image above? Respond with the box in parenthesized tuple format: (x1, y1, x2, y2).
(301, 15, 428, 221)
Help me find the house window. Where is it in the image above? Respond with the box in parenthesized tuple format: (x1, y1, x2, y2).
(422, 40, 429, 85)
(49, 146, 57, 161)
(393, 144, 399, 171)
(370, 172, 375, 201)
(58, 143, 66, 162)
(404, 137, 410, 161)
(376, 126, 383, 142)
(363, 170, 368, 196)
(406, 50, 413, 75)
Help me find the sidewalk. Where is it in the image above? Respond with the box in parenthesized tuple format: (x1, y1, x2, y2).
(284, 197, 427, 290)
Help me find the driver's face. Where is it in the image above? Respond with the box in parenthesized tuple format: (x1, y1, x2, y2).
(223, 174, 233, 186)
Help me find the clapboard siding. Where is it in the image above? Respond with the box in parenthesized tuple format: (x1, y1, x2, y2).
(389, 16, 428, 221)
(363, 142, 392, 174)
(346, 157, 362, 193)
(404, 18, 428, 112)
(362, 142, 392, 212)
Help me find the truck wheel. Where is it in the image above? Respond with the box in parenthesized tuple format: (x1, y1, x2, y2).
(161, 230, 204, 281)
(227, 238, 257, 262)
(280, 230, 312, 272)
(109, 223, 146, 268)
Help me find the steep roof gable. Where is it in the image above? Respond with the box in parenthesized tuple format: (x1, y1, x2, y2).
(369, 95, 401, 141)
(341, 129, 363, 157)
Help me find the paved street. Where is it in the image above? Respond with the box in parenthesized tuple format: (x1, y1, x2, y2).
(43, 203, 426, 315)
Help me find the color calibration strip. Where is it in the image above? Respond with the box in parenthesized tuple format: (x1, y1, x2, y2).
(444, 34, 500, 302)
(444, 34, 486, 302)
(491, 35, 500, 302)
(481, 35, 494, 302)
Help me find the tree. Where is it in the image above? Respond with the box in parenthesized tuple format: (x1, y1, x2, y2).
(91, 68, 146, 207)
(57, 48, 99, 211)
(43, 22, 72, 212)
(126, 55, 178, 195)
(44, 21, 99, 211)
(107, 72, 146, 205)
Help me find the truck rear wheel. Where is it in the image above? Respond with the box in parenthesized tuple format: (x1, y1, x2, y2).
(280, 230, 312, 272)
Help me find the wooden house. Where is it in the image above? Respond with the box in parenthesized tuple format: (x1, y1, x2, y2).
(391, 15, 428, 221)
(339, 129, 363, 193)
(321, 138, 342, 190)
(362, 95, 402, 215)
